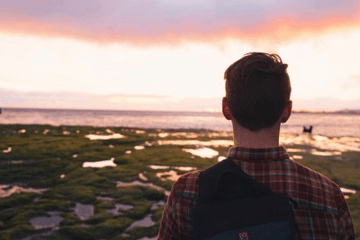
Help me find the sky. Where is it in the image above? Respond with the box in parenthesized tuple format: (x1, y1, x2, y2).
(1, 0, 360, 112)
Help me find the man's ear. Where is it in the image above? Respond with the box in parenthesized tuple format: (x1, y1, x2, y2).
(281, 101, 292, 123)
(222, 97, 232, 120)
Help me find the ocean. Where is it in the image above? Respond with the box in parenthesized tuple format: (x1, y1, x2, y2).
(1, 107, 360, 137)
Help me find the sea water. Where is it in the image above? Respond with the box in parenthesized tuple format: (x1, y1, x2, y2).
(1, 108, 360, 137)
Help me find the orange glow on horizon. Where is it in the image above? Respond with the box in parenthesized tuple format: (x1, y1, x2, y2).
(1, 11, 360, 47)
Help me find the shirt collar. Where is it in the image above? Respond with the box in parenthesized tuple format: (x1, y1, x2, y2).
(228, 146, 289, 162)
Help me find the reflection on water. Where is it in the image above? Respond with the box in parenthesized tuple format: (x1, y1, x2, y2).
(157, 132, 200, 138)
(158, 139, 233, 147)
(151, 200, 165, 210)
(148, 165, 198, 182)
(96, 196, 114, 201)
(341, 187, 357, 199)
(340, 188, 356, 195)
(286, 144, 344, 159)
(85, 133, 126, 140)
(158, 133, 169, 138)
(107, 203, 134, 216)
(148, 165, 197, 171)
(96, 196, 135, 215)
(310, 149, 342, 156)
(148, 165, 169, 170)
(30, 211, 62, 229)
(135, 146, 145, 150)
(0, 185, 48, 198)
(183, 147, 219, 158)
(156, 133, 360, 155)
(153, 131, 232, 139)
(126, 214, 155, 231)
(139, 172, 148, 181)
(2, 146, 12, 153)
(83, 157, 116, 168)
(149, 165, 199, 182)
(280, 133, 360, 153)
(341, 188, 357, 195)
(156, 170, 181, 182)
(105, 129, 114, 134)
(74, 203, 94, 220)
(117, 180, 170, 196)
(175, 166, 197, 171)
(286, 148, 305, 153)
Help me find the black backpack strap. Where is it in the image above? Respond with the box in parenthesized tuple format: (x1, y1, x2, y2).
(194, 158, 297, 240)
(198, 158, 271, 205)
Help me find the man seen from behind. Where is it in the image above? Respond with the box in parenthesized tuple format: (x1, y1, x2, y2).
(157, 52, 355, 239)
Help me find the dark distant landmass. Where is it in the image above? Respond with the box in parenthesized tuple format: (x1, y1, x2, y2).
(292, 109, 360, 114)
(333, 109, 360, 114)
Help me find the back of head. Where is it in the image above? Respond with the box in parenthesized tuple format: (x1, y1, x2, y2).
(224, 52, 291, 131)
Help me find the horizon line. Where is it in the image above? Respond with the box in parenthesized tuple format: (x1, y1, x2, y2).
(2, 106, 360, 114)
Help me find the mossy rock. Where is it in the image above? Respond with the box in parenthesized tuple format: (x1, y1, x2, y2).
(152, 205, 165, 223)
(84, 211, 113, 225)
(1, 223, 36, 240)
(347, 193, 360, 238)
(31, 198, 74, 212)
(60, 212, 81, 226)
(124, 201, 152, 220)
(59, 217, 132, 240)
(44, 186, 97, 204)
(95, 200, 115, 209)
(142, 189, 166, 201)
(125, 224, 159, 240)
(0, 192, 38, 210)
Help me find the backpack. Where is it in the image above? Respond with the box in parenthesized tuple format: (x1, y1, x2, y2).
(193, 158, 297, 240)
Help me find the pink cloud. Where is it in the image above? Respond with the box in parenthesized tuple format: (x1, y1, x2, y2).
(1, 0, 360, 45)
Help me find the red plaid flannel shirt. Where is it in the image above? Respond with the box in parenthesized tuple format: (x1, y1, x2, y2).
(158, 147, 355, 239)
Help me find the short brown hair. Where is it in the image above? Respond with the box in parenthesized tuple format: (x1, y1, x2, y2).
(224, 52, 291, 131)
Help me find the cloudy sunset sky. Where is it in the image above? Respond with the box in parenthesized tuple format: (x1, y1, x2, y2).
(1, 0, 360, 112)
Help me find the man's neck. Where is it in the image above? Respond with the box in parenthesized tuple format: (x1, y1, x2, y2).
(232, 122, 280, 149)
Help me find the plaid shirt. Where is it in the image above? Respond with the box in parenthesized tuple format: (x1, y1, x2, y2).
(158, 147, 355, 240)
